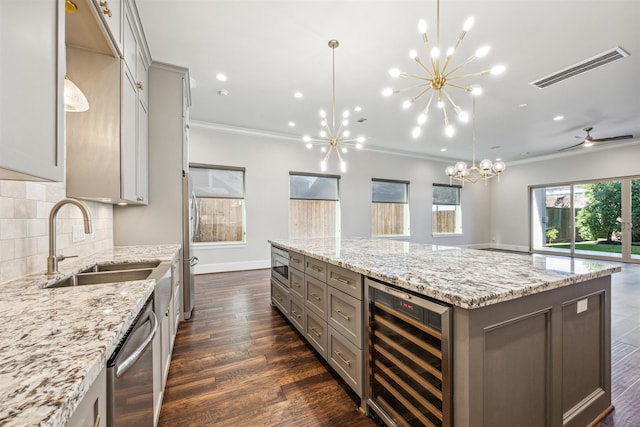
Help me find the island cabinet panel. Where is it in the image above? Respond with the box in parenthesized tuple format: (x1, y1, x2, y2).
(454, 276, 611, 427)
(289, 268, 305, 300)
(305, 256, 328, 282)
(305, 275, 328, 320)
(328, 286, 362, 347)
(271, 279, 289, 317)
(289, 295, 305, 335)
(328, 326, 363, 395)
(328, 264, 362, 299)
(305, 309, 328, 359)
(289, 251, 304, 272)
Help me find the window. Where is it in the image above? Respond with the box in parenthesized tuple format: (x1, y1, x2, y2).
(371, 179, 410, 236)
(432, 184, 462, 235)
(190, 164, 245, 243)
(289, 172, 340, 239)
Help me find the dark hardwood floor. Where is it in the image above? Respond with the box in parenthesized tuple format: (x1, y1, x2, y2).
(158, 269, 375, 427)
(159, 263, 640, 426)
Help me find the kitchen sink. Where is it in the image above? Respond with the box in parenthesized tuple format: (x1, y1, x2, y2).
(45, 269, 154, 289)
(92, 261, 161, 272)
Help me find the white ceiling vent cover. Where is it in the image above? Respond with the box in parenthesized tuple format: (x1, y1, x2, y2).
(530, 47, 629, 89)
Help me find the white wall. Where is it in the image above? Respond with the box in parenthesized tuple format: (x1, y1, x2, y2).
(490, 141, 640, 251)
(189, 123, 492, 273)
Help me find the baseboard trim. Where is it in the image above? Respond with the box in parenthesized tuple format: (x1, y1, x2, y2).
(194, 259, 270, 274)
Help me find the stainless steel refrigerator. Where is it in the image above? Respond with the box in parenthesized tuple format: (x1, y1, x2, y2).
(182, 172, 198, 319)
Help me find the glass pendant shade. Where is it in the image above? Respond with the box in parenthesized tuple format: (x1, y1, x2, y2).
(64, 76, 89, 112)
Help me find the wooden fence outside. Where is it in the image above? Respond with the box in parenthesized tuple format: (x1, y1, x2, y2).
(195, 198, 244, 242)
(289, 199, 337, 239)
(432, 210, 456, 234)
(371, 203, 407, 236)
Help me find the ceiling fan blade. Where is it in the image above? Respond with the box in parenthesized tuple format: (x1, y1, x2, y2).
(591, 134, 634, 142)
(559, 141, 585, 152)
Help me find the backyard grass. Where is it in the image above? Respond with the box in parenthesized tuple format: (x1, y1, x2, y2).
(547, 242, 640, 255)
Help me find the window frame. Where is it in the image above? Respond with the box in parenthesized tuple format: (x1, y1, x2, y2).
(432, 183, 463, 236)
(289, 171, 341, 239)
(190, 163, 247, 245)
(371, 178, 410, 237)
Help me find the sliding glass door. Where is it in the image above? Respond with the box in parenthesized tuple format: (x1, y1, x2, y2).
(531, 177, 639, 263)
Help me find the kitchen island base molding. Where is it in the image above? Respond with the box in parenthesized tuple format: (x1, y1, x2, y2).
(453, 276, 611, 427)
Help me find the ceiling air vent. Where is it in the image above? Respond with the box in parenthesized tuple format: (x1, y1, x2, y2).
(530, 46, 629, 89)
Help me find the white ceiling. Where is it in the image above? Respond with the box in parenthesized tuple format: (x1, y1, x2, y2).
(136, 0, 640, 165)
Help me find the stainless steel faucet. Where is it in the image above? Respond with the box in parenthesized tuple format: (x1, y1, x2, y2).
(47, 198, 93, 277)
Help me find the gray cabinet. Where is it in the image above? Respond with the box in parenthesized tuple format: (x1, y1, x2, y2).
(65, 0, 150, 205)
(66, 367, 106, 427)
(0, 0, 64, 181)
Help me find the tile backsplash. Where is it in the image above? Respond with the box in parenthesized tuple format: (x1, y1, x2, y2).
(0, 180, 113, 284)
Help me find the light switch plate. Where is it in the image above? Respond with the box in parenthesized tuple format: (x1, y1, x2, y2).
(577, 298, 588, 314)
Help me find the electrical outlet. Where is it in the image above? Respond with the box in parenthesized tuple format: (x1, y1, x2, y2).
(577, 298, 588, 314)
(72, 224, 85, 243)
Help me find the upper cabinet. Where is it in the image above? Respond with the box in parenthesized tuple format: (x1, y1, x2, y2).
(94, 0, 122, 55)
(65, 0, 150, 205)
(0, 0, 65, 181)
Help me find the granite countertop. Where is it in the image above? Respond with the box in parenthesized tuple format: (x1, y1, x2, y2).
(269, 237, 621, 309)
(0, 244, 180, 427)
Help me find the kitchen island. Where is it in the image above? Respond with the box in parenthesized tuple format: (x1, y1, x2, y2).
(269, 237, 620, 427)
(0, 244, 180, 427)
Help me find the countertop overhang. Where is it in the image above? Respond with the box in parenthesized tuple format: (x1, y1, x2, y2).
(269, 237, 621, 309)
(0, 244, 180, 427)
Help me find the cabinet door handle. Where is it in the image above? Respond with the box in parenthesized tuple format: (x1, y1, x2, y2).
(136, 81, 144, 90)
(310, 292, 321, 301)
(335, 309, 351, 321)
(92, 414, 100, 427)
(136, 196, 144, 202)
(99, 1, 112, 17)
(165, 308, 170, 317)
(310, 327, 321, 338)
(310, 265, 322, 272)
(333, 275, 350, 285)
(291, 310, 300, 319)
(334, 350, 351, 366)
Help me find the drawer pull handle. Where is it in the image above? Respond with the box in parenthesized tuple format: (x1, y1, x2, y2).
(335, 309, 351, 321)
(333, 275, 350, 285)
(292, 258, 301, 264)
(310, 292, 321, 301)
(335, 350, 351, 366)
(310, 265, 322, 272)
(310, 327, 322, 338)
(291, 310, 301, 318)
(99, 1, 112, 17)
(276, 295, 283, 301)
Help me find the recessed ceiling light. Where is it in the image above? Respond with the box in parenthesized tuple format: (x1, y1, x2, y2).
(553, 115, 564, 121)
(288, 121, 296, 127)
(216, 73, 227, 81)
(354, 106, 362, 112)
(440, 148, 447, 152)
(294, 91, 303, 98)
(520, 152, 530, 156)
(496, 157, 502, 161)
(490, 145, 501, 149)
(519, 103, 528, 108)
(218, 89, 229, 96)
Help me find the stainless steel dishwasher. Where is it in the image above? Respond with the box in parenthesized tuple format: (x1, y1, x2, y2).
(107, 296, 158, 426)
(366, 277, 453, 427)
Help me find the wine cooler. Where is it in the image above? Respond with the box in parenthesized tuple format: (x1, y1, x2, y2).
(365, 277, 452, 427)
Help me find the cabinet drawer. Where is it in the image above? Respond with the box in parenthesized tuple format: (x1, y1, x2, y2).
(305, 256, 327, 282)
(305, 310, 328, 360)
(289, 251, 304, 272)
(271, 279, 289, 317)
(289, 268, 305, 300)
(289, 295, 305, 335)
(328, 264, 362, 299)
(328, 286, 362, 347)
(305, 275, 328, 320)
(328, 326, 363, 397)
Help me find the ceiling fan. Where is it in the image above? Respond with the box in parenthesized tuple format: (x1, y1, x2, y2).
(560, 126, 634, 151)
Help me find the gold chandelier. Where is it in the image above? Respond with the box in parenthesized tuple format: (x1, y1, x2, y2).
(445, 97, 505, 186)
(382, 0, 505, 139)
(303, 40, 365, 173)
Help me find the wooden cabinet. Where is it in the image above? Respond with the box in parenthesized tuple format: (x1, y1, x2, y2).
(66, 367, 106, 427)
(0, 0, 64, 181)
(270, 245, 364, 398)
(65, 0, 150, 204)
